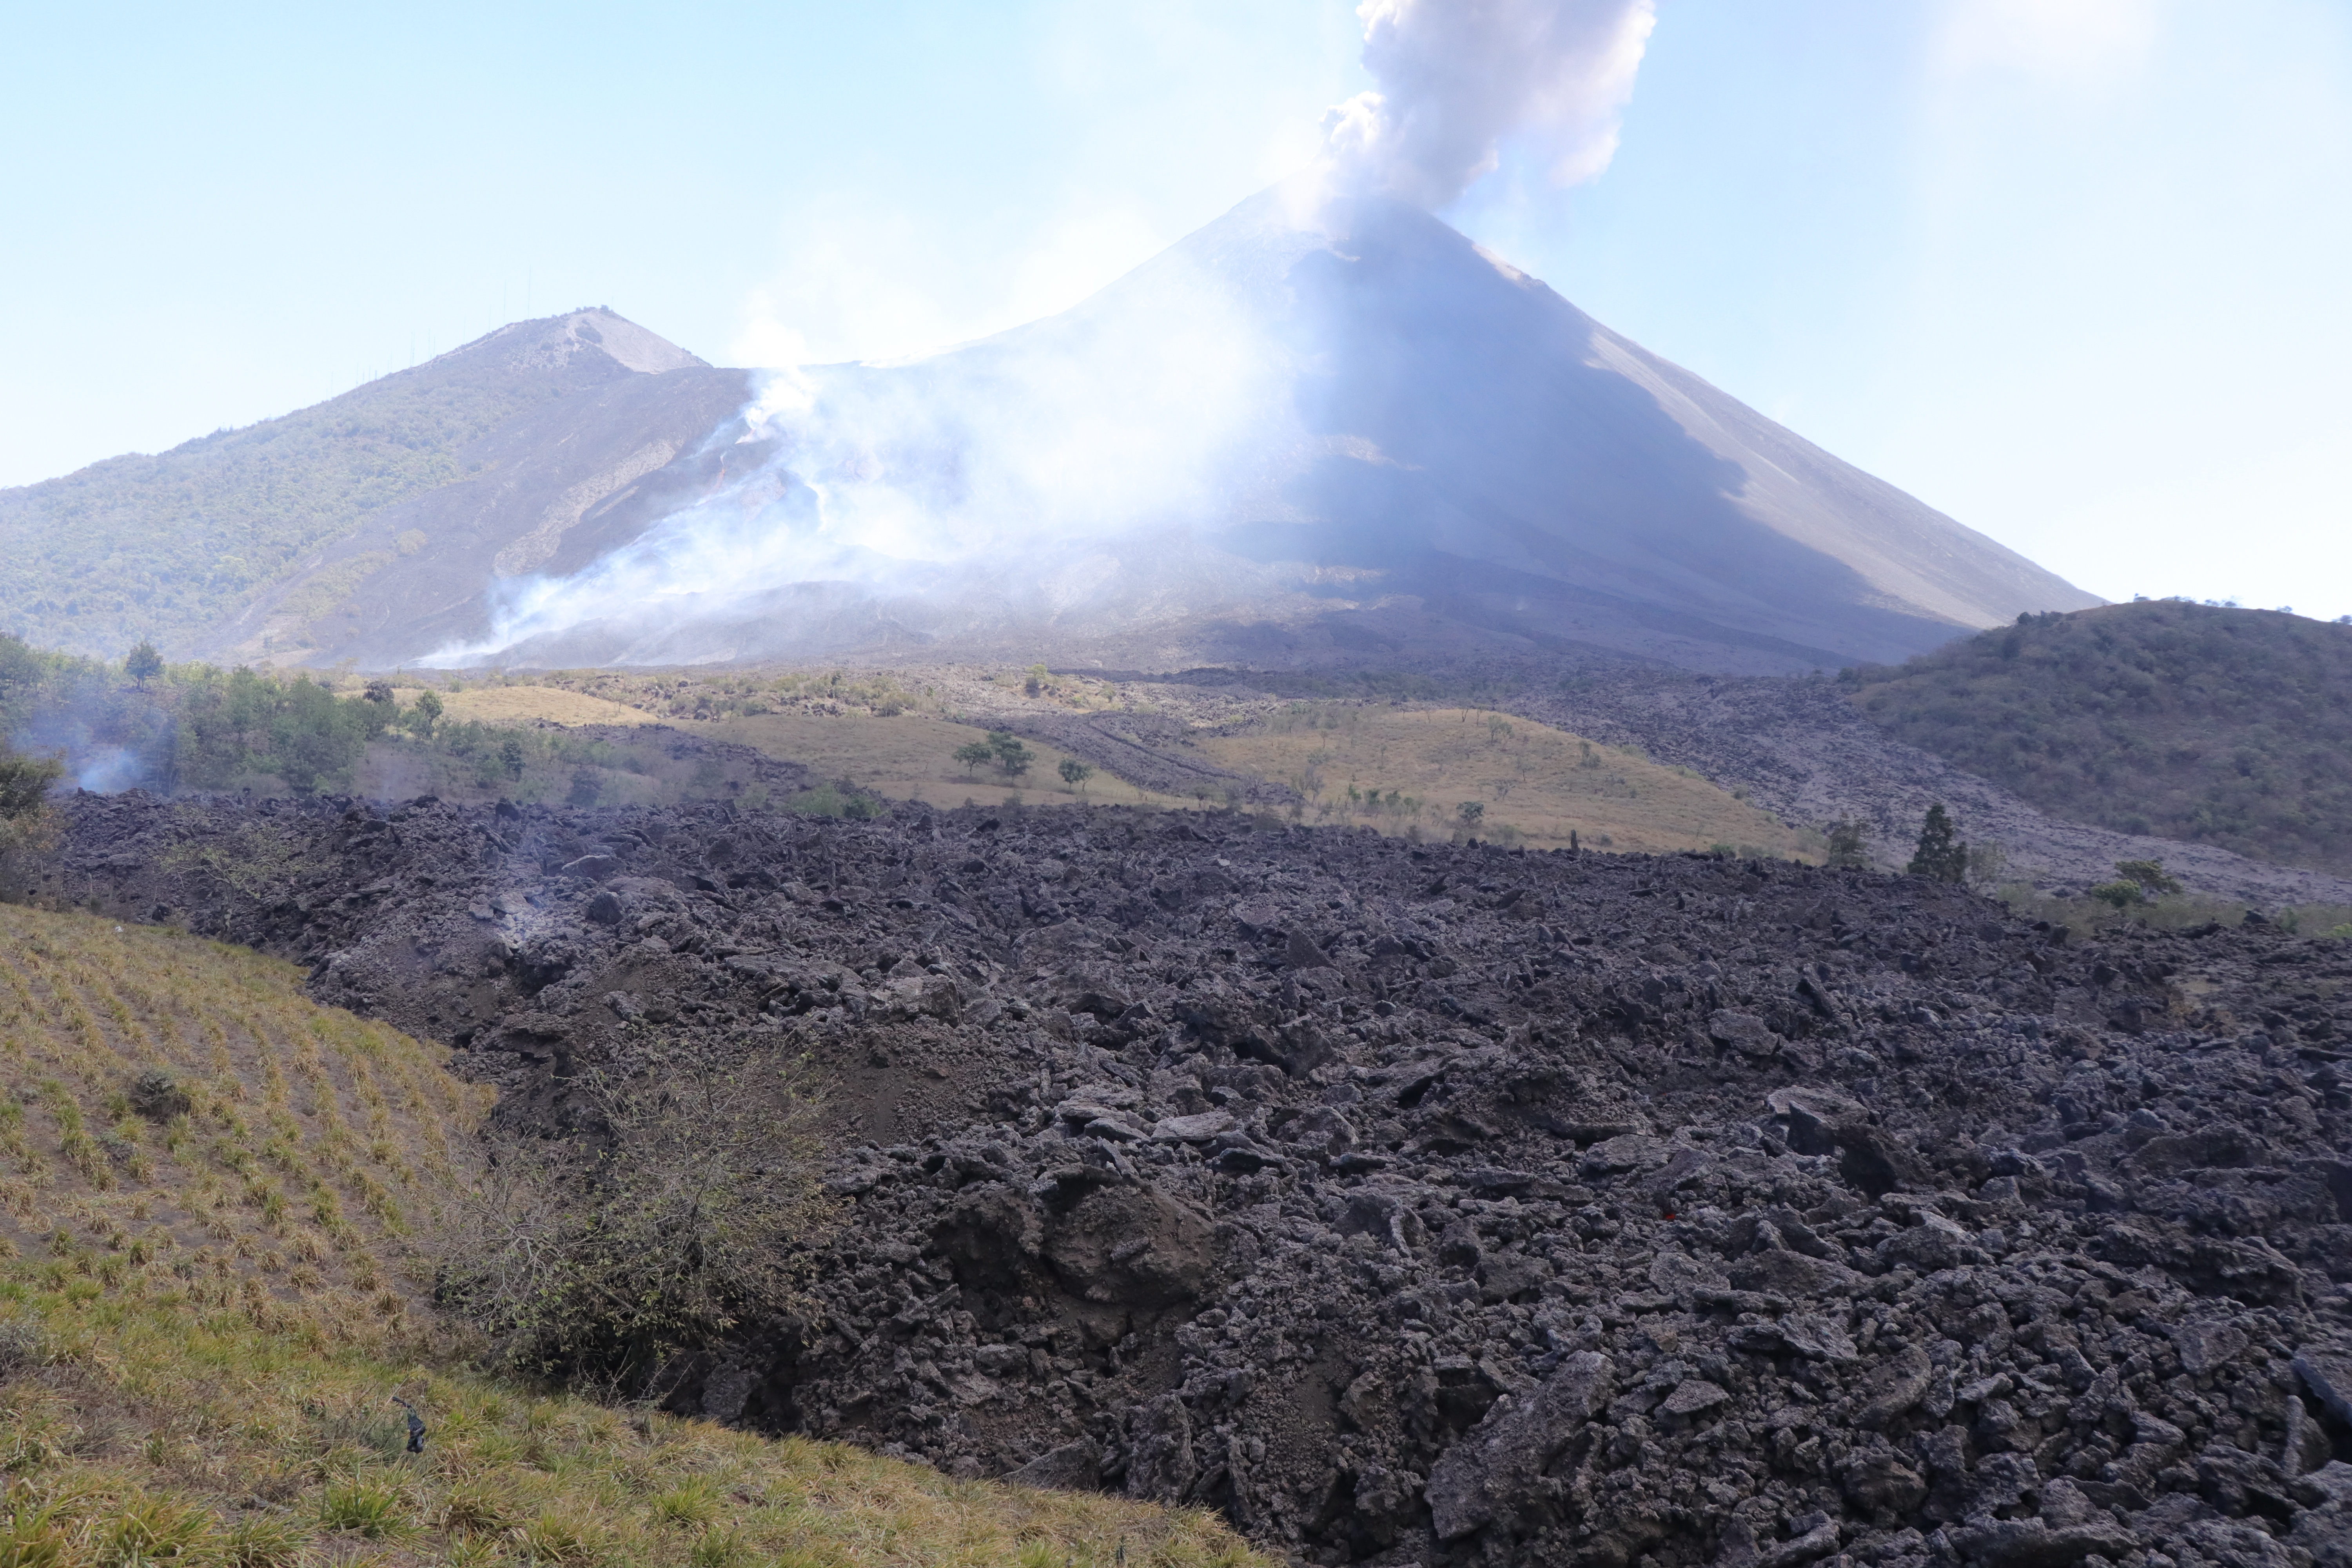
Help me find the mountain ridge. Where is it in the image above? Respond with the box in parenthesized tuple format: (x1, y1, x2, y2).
(0, 307, 737, 664)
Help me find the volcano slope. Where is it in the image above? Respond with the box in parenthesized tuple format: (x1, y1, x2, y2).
(54, 792, 2352, 1568)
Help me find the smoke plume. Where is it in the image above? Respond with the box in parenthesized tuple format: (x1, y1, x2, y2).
(422, 3, 1663, 667)
(1319, 0, 1656, 208)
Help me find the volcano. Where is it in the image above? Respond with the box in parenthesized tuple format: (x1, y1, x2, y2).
(8, 190, 2098, 675)
(424, 185, 2094, 673)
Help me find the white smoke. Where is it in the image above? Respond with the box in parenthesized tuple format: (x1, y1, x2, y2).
(424, 240, 1298, 666)
(1319, 0, 1657, 209)
(421, 4, 1662, 667)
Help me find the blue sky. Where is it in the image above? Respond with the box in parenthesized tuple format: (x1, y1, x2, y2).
(3, 0, 2346, 619)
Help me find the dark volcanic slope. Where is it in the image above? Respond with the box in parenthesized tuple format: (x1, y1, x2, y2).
(56, 795, 2352, 1568)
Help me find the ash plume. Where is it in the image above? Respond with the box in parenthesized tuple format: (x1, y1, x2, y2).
(1318, 0, 1657, 207)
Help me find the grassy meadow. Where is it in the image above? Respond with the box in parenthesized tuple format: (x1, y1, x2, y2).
(1199, 704, 1818, 857)
(0, 903, 1265, 1567)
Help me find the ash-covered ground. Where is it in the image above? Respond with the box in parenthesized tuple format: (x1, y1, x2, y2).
(56, 792, 2352, 1568)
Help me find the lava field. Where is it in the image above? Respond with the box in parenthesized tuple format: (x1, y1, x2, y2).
(56, 791, 2352, 1568)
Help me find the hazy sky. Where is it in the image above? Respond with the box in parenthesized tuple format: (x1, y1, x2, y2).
(4, 0, 2346, 619)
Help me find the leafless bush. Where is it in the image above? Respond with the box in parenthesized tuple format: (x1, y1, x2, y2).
(426, 1039, 832, 1381)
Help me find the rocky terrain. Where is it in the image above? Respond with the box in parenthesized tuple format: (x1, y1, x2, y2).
(52, 791, 2352, 1568)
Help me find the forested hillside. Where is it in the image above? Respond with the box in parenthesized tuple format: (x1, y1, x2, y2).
(1845, 599, 2352, 875)
(0, 310, 708, 662)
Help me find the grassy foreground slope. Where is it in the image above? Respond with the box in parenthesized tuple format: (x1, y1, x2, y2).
(0, 904, 1263, 1568)
(1846, 601, 2352, 875)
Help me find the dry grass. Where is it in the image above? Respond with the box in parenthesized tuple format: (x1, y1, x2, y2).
(701, 712, 1129, 813)
(0, 904, 1269, 1567)
(1198, 704, 1818, 858)
(392, 686, 660, 730)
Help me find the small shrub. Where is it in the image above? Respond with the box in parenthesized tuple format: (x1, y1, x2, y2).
(439, 1480, 517, 1537)
(652, 1476, 720, 1528)
(690, 1527, 750, 1567)
(220, 1514, 310, 1568)
(0, 1319, 42, 1378)
(128, 1070, 192, 1122)
(2088, 880, 2145, 910)
(517, 1511, 599, 1563)
(319, 1475, 407, 1538)
(94, 1494, 216, 1563)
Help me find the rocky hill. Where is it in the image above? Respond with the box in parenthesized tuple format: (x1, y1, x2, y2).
(1844, 603, 2352, 878)
(0, 308, 744, 666)
(50, 791, 2352, 1567)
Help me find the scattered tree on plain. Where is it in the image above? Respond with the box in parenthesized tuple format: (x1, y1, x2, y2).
(987, 731, 1033, 777)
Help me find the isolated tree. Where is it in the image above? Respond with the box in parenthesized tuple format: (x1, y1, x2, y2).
(407, 689, 444, 740)
(952, 739, 995, 778)
(125, 639, 163, 690)
(987, 731, 1033, 777)
(1456, 800, 1485, 827)
(1058, 758, 1093, 792)
(1825, 820, 1870, 869)
(1907, 803, 1968, 883)
(500, 735, 526, 780)
(363, 679, 396, 706)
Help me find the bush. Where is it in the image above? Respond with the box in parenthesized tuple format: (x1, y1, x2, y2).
(1824, 819, 1869, 869)
(429, 1040, 832, 1381)
(319, 1476, 408, 1538)
(2088, 880, 2145, 910)
(127, 1070, 191, 1122)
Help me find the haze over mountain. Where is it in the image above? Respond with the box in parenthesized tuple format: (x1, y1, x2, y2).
(2, 191, 2096, 676)
(0, 309, 744, 666)
(429, 185, 2096, 675)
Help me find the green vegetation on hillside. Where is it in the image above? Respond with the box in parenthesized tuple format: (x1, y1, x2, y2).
(0, 349, 569, 661)
(1844, 601, 2352, 876)
(0, 902, 1265, 1566)
(0, 638, 770, 806)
